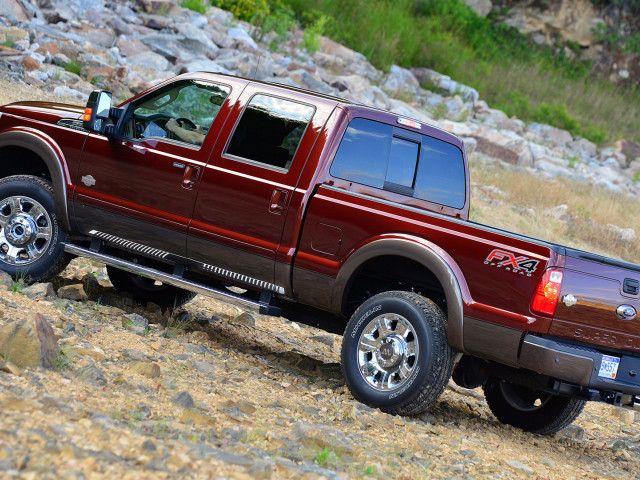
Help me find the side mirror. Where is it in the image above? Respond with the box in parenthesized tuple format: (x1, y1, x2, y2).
(83, 90, 113, 134)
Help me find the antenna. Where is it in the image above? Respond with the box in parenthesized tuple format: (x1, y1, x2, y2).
(252, 55, 262, 80)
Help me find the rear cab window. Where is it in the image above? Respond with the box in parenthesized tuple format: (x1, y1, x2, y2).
(330, 117, 466, 209)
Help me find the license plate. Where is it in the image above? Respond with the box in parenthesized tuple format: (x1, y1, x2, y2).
(598, 355, 620, 379)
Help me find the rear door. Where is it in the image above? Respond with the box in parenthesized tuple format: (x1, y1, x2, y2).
(187, 84, 332, 293)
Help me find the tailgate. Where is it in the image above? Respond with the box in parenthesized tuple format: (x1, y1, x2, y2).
(549, 255, 640, 354)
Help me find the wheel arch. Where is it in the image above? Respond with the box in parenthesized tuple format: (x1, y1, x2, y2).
(331, 235, 467, 352)
(0, 129, 71, 232)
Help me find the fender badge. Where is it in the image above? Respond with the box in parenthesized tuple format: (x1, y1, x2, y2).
(562, 294, 577, 307)
(616, 305, 636, 321)
(81, 175, 96, 187)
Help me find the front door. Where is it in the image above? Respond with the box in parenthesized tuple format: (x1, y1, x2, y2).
(74, 77, 238, 260)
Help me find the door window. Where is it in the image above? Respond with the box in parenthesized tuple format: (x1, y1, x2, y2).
(226, 94, 315, 171)
(120, 80, 231, 147)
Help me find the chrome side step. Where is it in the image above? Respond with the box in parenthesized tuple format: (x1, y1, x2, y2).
(64, 243, 281, 316)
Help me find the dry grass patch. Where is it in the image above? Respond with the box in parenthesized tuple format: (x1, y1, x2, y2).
(0, 78, 79, 106)
(469, 156, 640, 264)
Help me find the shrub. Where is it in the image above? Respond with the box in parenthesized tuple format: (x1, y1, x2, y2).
(210, 0, 270, 22)
(181, 0, 208, 13)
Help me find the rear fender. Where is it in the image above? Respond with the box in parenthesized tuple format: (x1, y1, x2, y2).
(331, 234, 468, 352)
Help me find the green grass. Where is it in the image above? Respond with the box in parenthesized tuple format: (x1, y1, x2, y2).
(271, 0, 639, 144)
(2, 36, 14, 48)
(63, 58, 82, 76)
(180, 0, 209, 13)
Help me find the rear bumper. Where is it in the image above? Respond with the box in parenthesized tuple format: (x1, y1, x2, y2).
(520, 334, 640, 401)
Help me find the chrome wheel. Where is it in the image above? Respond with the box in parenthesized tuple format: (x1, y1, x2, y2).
(357, 313, 419, 391)
(0, 195, 52, 265)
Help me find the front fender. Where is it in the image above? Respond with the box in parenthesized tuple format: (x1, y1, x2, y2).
(0, 128, 72, 232)
(330, 234, 469, 352)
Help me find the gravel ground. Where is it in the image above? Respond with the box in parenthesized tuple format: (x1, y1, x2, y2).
(0, 258, 638, 479)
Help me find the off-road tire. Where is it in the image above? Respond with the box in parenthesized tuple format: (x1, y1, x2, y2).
(0, 175, 70, 283)
(483, 378, 587, 434)
(341, 291, 454, 416)
(106, 265, 196, 310)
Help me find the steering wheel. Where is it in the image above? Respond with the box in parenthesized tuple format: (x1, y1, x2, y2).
(176, 117, 197, 130)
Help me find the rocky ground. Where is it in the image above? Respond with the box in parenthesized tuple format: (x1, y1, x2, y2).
(1, 1, 640, 478)
(0, 258, 639, 479)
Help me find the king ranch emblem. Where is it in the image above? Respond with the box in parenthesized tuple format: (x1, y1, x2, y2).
(484, 249, 540, 276)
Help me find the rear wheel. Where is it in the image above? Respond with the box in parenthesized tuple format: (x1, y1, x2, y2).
(341, 291, 453, 416)
(0, 175, 70, 283)
(483, 378, 586, 434)
(106, 265, 196, 309)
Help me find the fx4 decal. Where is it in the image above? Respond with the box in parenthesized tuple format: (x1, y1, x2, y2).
(484, 249, 540, 276)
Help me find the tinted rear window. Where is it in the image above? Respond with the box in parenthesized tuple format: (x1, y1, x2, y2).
(330, 118, 465, 208)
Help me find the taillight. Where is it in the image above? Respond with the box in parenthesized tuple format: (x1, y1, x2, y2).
(83, 107, 93, 122)
(531, 268, 564, 316)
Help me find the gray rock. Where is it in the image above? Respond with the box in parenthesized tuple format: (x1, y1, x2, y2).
(527, 122, 573, 146)
(121, 313, 149, 329)
(122, 349, 149, 362)
(559, 424, 584, 439)
(180, 60, 232, 75)
(0, 271, 12, 290)
(22, 282, 56, 300)
(0, 314, 59, 369)
(464, 0, 493, 17)
(540, 457, 555, 467)
(175, 22, 219, 58)
(232, 312, 255, 327)
(291, 422, 353, 454)
(57, 284, 88, 301)
(192, 360, 217, 375)
(140, 33, 199, 63)
(227, 27, 258, 49)
(309, 335, 334, 347)
(128, 52, 170, 73)
(460, 449, 476, 457)
(75, 364, 106, 385)
(171, 391, 195, 409)
(505, 459, 534, 476)
(142, 439, 157, 452)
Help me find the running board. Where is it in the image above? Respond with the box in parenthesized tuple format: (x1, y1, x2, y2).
(63, 243, 282, 316)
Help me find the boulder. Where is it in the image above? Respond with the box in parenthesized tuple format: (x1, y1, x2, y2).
(22, 283, 56, 300)
(463, 0, 492, 17)
(527, 122, 573, 146)
(0, 314, 59, 369)
(502, 0, 603, 47)
(470, 128, 533, 166)
(0, 0, 31, 21)
(567, 137, 597, 157)
(57, 284, 88, 301)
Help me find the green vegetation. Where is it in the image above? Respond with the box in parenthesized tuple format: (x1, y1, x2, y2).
(63, 58, 82, 76)
(180, 0, 209, 13)
(301, 14, 329, 53)
(314, 447, 338, 468)
(2, 36, 14, 48)
(221, 0, 634, 144)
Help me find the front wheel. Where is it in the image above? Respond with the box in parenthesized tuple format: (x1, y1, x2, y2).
(0, 175, 70, 283)
(483, 378, 586, 434)
(341, 291, 453, 416)
(106, 265, 196, 310)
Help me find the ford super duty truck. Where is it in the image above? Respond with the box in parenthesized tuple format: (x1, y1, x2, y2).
(1, 72, 639, 434)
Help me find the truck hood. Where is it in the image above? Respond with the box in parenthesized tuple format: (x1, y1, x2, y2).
(0, 101, 85, 124)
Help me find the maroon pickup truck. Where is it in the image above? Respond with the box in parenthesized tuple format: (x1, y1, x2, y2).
(1, 72, 639, 434)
